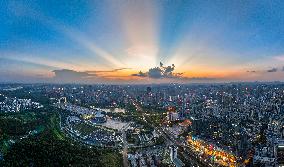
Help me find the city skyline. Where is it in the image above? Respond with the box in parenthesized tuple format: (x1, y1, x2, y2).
(1, 0, 284, 83)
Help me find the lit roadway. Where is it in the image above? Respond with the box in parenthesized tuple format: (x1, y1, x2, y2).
(157, 127, 210, 167)
(121, 123, 131, 167)
(142, 112, 207, 166)
(122, 129, 128, 167)
(126, 94, 208, 167)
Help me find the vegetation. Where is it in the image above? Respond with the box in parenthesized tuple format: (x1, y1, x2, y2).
(0, 114, 40, 136)
(0, 112, 47, 155)
(0, 110, 123, 167)
(73, 122, 101, 136)
(2, 130, 122, 167)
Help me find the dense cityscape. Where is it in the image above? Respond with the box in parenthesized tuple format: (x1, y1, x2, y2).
(1, 0, 284, 166)
(0, 83, 283, 166)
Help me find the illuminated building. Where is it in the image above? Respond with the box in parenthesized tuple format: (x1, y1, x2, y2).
(238, 128, 249, 158)
(276, 140, 284, 166)
(58, 97, 67, 104)
(190, 117, 203, 136)
(146, 86, 151, 94)
(168, 112, 179, 121)
(169, 146, 184, 167)
(91, 111, 107, 123)
(169, 145, 177, 161)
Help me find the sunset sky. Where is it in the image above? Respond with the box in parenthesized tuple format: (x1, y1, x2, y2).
(1, 0, 284, 83)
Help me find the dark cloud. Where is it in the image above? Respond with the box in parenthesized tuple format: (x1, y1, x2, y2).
(52, 68, 131, 83)
(181, 77, 217, 82)
(51, 66, 218, 84)
(112, 68, 131, 72)
(247, 67, 284, 73)
(132, 71, 147, 77)
(267, 68, 278, 72)
(132, 62, 182, 79)
(52, 69, 97, 83)
(247, 70, 256, 73)
(86, 68, 131, 73)
(148, 67, 163, 78)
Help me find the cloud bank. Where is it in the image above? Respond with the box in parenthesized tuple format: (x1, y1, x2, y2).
(52, 69, 97, 83)
(132, 62, 183, 79)
(267, 68, 278, 73)
(246, 66, 284, 73)
(51, 68, 134, 83)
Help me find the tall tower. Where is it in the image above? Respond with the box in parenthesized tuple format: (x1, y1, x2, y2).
(275, 140, 284, 166)
(169, 145, 177, 161)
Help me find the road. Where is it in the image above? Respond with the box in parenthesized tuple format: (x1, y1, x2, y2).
(126, 95, 206, 167)
(122, 127, 129, 167)
(157, 127, 209, 167)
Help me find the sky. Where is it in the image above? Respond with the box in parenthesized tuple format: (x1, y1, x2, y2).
(1, 0, 284, 84)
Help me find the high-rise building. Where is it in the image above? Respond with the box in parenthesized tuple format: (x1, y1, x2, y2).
(190, 117, 203, 136)
(146, 87, 151, 94)
(238, 128, 249, 158)
(169, 146, 184, 167)
(169, 145, 177, 161)
(275, 140, 284, 166)
(168, 112, 179, 121)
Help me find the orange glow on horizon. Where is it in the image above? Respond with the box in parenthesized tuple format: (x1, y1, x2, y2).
(29, 64, 254, 83)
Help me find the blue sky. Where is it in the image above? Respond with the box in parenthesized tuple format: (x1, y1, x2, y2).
(1, 0, 284, 83)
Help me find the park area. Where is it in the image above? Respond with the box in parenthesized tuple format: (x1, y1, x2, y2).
(0, 109, 123, 166)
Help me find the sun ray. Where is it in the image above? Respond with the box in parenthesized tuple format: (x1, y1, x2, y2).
(111, 0, 160, 69)
(21, 4, 125, 68)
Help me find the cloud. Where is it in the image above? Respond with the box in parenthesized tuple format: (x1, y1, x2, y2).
(246, 70, 256, 73)
(180, 77, 217, 82)
(51, 67, 132, 83)
(267, 68, 278, 73)
(132, 71, 147, 77)
(86, 68, 131, 74)
(148, 67, 163, 78)
(131, 62, 222, 83)
(52, 69, 97, 83)
(246, 66, 284, 73)
(132, 62, 183, 79)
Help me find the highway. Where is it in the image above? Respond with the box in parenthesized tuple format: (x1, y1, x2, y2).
(156, 127, 209, 167)
(121, 123, 131, 167)
(122, 129, 129, 167)
(126, 95, 208, 167)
